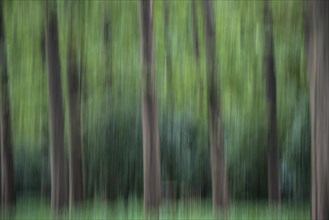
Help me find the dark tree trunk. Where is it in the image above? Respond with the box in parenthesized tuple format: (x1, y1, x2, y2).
(0, 129, 1, 207)
(191, 0, 204, 115)
(40, 123, 49, 198)
(140, 0, 161, 215)
(40, 25, 49, 199)
(103, 14, 113, 89)
(163, 0, 175, 203)
(201, 0, 229, 213)
(191, 0, 199, 62)
(78, 6, 87, 200)
(164, 0, 173, 108)
(103, 13, 114, 202)
(306, 1, 329, 219)
(263, 0, 280, 204)
(44, 4, 67, 212)
(67, 27, 83, 206)
(0, 2, 16, 208)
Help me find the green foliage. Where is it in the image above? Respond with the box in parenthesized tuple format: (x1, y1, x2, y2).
(3, 0, 309, 202)
(281, 94, 310, 200)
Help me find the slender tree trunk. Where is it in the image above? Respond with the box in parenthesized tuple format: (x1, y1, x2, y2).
(79, 3, 87, 200)
(103, 14, 114, 201)
(40, 30, 49, 199)
(164, 0, 173, 109)
(44, 3, 67, 212)
(263, 0, 280, 204)
(0, 127, 1, 207)
(103, 14, 113, 89)
(306, 1, 329, 219)
(140, 0, 161, 215)
(163, 0, 175, 202)
(40, 122, 48, 198)
(191, 0, 199, 63)
(191, 0, 204, 116)
(67, 26, 83, 206)
(0, 2, 16, 208)
(201, 0, 228, 213)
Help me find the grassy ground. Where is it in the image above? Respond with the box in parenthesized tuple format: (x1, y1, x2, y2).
(1, 197, 309, 219)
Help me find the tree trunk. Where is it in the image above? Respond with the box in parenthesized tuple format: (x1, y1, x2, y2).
(44, 4, 67, 212)
(103, 14, 112, 88)
(103, 14, 114, 201)
(201, 0, 229, 213)
(164, 0, 173, 108)
(40, 122, 48, 198)
(0, 2, 16, 208)
(140, 0, 161, 215)
(163, 0, 175, 202)
(191, 0, 199, 62)
(0, 127, 1, 207)
(263, 0, 280, 204)
(306, 1, 329, 219)
(67, 26, 83, 206)
(191, 0, 204, 116)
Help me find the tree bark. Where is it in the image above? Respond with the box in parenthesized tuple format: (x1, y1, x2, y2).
(44, 3, 67, 212)
(0, 127, 1, 207)
(191, 0, 204, 115)
(140, 0, 161, 215)
(103, 14, 113, 89)
(306, 1, 329, 219)
(0, 1, 16, 208)
(164, 0, 173, 108)
(201, 0, 229, 213)
(191, 0, 199, 62)
(67, 25, 83, 206)
(163, 0, 175, 202)
(263, 0, 280, 204)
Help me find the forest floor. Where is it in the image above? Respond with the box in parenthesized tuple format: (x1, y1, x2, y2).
(1, 197, 309, 219)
